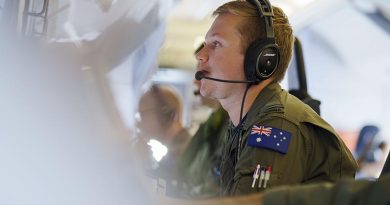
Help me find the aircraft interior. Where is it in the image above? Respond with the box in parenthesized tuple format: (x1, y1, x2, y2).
(1, 0, 389, 204)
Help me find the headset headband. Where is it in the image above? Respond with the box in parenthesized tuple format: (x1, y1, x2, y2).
(247, 0, 275, 40)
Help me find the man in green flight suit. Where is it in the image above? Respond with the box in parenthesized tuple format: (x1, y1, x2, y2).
(195, 0, 358, 196)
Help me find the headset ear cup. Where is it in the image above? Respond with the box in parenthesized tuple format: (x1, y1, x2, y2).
(244, 38, 280, 82)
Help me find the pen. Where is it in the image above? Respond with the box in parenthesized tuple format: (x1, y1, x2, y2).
(251, 164, 261, 188)
(263, 166, 272, 188)
(258, 167, 265, 188)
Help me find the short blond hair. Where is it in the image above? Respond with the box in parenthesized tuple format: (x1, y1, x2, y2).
(213, 0, 294, 82)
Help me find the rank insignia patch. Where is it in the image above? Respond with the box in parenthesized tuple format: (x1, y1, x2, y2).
(247, 125, 291, 154)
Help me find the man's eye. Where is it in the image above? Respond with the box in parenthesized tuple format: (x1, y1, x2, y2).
(212, 41, 221, 47)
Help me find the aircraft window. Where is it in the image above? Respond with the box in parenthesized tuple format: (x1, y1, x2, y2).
(22, 0, 50, 37)
(0, 0, 4, 17)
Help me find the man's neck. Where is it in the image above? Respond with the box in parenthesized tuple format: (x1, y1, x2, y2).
(221, 80, 273, 126)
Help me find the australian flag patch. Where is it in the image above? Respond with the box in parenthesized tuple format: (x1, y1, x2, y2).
(247, 124, 291, 154)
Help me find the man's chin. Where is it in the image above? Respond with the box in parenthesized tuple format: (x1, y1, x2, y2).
(200, 90, 218, 101)
(199, 88, 210, 98)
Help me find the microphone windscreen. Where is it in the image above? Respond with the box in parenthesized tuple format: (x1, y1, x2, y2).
(195, 71, 204, 80)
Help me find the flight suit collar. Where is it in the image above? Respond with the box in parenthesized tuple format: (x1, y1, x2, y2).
(241, 82, 281, 130)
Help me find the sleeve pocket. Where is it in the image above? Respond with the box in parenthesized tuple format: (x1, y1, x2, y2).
(232, 168, 281, 195)
(231, 168, 259, 195)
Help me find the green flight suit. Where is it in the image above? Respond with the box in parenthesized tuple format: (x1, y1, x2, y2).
(220, 82, 358, 196)
(263, 173, 390, 205)
(177, 107, 229, 198)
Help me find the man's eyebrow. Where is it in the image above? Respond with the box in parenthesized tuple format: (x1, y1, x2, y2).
(207, 31, 223, 39)
(205, 33, 226, 44)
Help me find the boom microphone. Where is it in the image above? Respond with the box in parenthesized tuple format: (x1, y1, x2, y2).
(195, 71, 255, 84)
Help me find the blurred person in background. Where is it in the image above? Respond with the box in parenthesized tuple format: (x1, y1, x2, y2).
(134, 83, 192, 196)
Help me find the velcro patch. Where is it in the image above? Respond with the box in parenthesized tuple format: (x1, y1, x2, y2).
(247, 125, 291, 154)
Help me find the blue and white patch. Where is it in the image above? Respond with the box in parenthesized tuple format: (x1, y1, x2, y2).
(247, 124, 291, 154)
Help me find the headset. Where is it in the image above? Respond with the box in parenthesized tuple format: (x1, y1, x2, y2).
(244, 0, 280, 83)
(195, 0, 280, 84)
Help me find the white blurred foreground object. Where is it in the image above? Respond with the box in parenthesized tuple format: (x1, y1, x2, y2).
(0, 0, 177, 204)
(0, 38, 154, 205)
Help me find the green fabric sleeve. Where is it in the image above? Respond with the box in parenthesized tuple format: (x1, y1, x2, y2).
(263, 174, 390, 205)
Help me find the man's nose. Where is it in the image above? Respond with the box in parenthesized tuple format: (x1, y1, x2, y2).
(196, 46, 208, 64)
